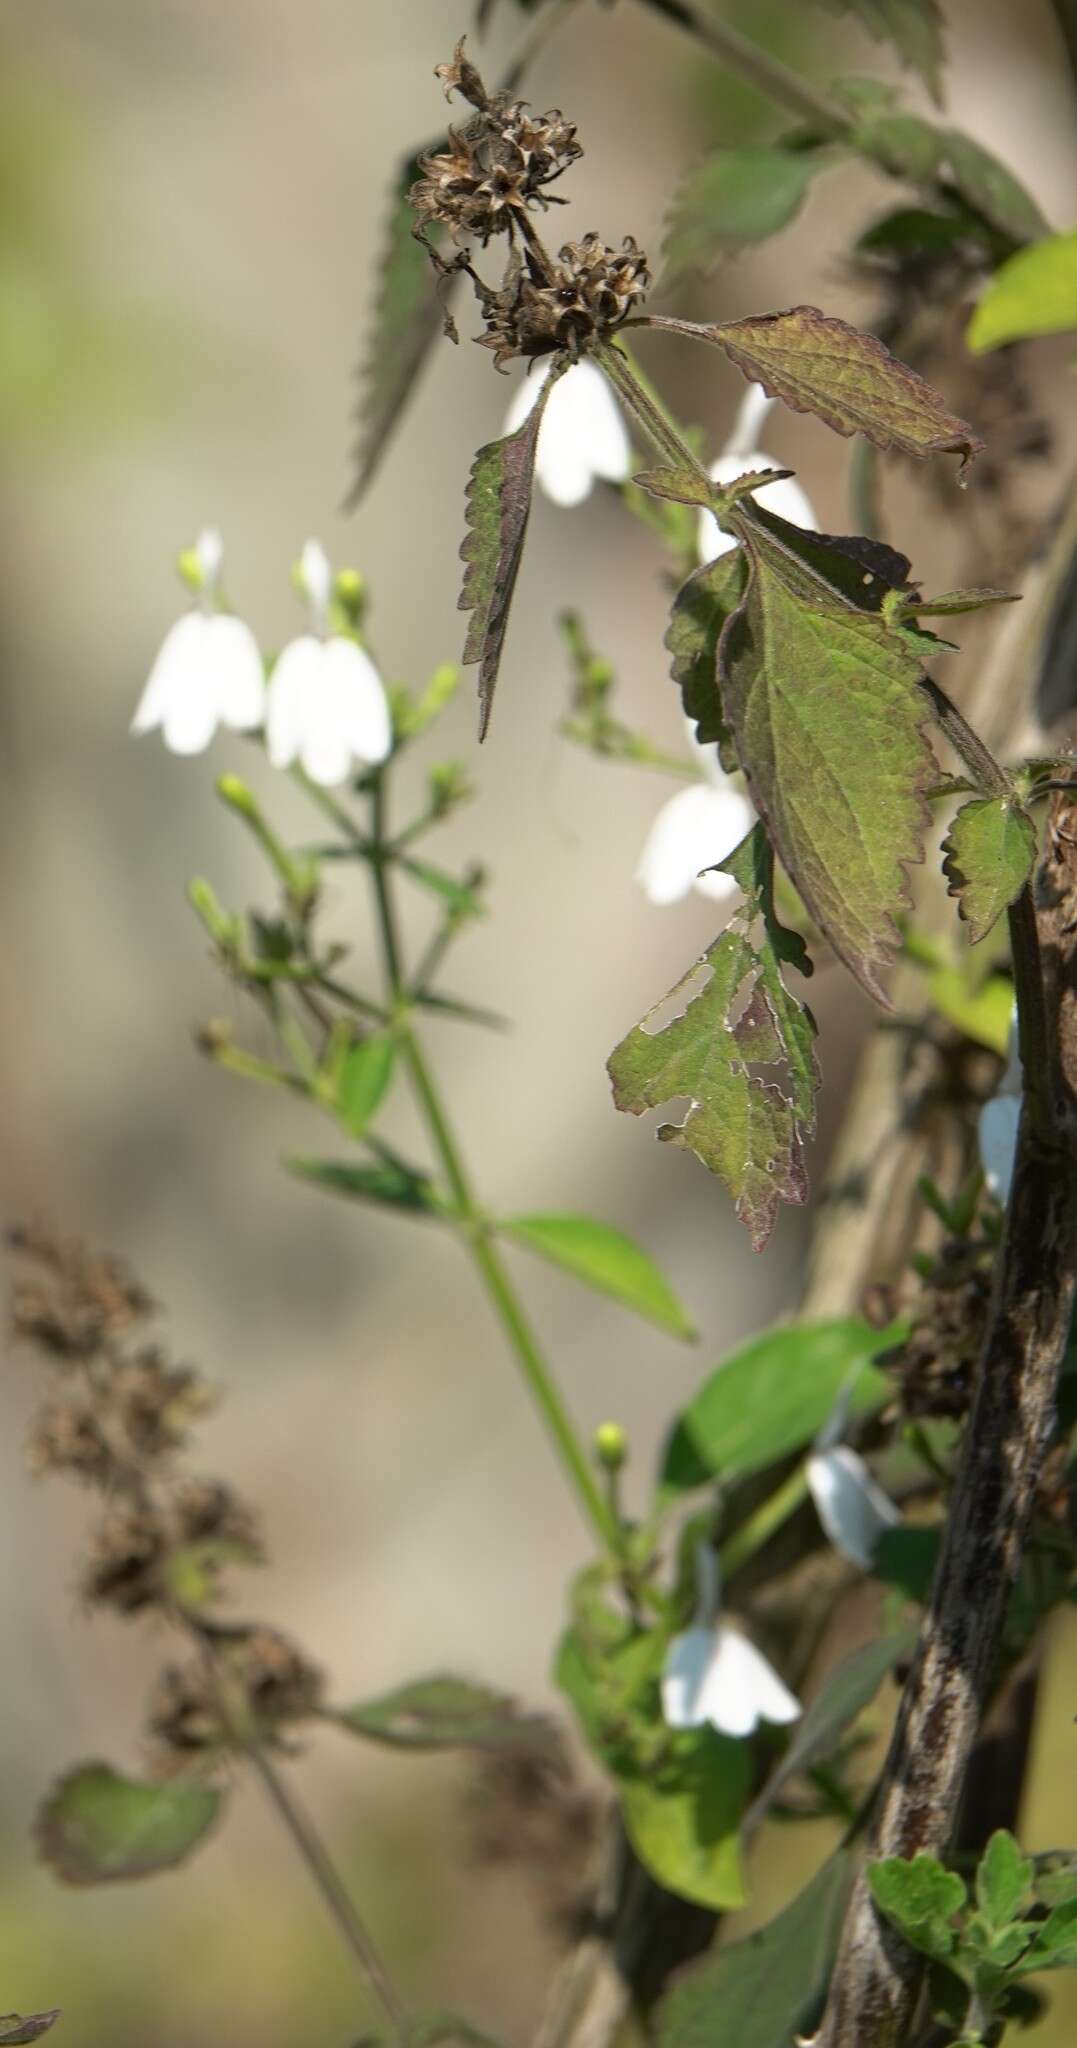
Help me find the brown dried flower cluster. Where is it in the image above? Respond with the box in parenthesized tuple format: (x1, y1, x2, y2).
(878, 1234, 995, 1422)
(412, 41, 649, 366)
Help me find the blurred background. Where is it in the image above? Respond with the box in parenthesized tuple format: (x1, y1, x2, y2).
(1, 0, 1076, 2041)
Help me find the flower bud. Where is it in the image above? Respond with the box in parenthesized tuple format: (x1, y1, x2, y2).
(593, 1421, 627, 1472)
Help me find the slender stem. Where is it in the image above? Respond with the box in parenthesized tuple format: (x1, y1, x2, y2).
(718, 1461, 810, 1580)
(919, 679, 1013, 798)
(594, 339, 709, 479)
(631, 0, 850, 138)
(244, 1741, 411, 2041)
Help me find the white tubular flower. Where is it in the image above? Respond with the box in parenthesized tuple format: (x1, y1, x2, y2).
(636, 729, 754, 906)
(806, 1447, 900, 1572)
(503, 359, 630, 507)
(977, 1009, 1021, 1204)
(661, 1543, 800, 1739)
(698, 382, 817, 565)
(131, 528, 266, 756)
(265, 539, 391, 787)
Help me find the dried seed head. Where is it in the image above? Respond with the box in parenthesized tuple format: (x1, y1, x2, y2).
(479, 234, 651, 367)
(880, 1236, 994, 1422)
(111, 1352, 212, 1460)
(10, 1227, 152, 1361)
(434, 36, 490, 111)
(175, 1478, 261, 1552)
(82, 1505, 167, 1615)
(232, 1628, 324, 1732)
(27, 1399, 113, 1484)
(412, 46, 581, 248)
(147, 1662, 223, 1753)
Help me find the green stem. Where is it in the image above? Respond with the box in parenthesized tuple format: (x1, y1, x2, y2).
(632, 0, 850, 138)
(594, 339, 709, 479)
(718, 1462, 810, 1580)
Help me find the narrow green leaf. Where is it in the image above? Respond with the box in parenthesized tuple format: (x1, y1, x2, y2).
(941, 129, 1048, 246)
(868, 1852, 967, 1960)
(812, 1, 944, 100)
(0, 2019, 61, 2045)
(897, 587, 1018, 618)
(333, 1676, 553, 1752)
(1021, 1896, 1077, 1970)
(460, 365, 563, 738)
(942, 797, 1038, 944)
(662, 147, 821, 281)
(499, 1213, 696, 1339)
(338, 1032, 396, 1135)
(344, 146, 447, 505)
(657, 1849, 856, 2048)
(976, 1830, 1033, 1932)
(633, 465, 720, 509)
(400, 857, 485, 916)
(747, 1630, 915, 1827)
(37, 1765, 221, 1885)
(968, 231, 1077, 353)
(664, 1316, 893, 1490)
(1033, 1851, 1077, 1909)
(414, 990, 511, 1032)
(619, 1729, 750, 1913)
(853, 110, 943, 181)
(690, 305, 983, 474)
(288, 1156, 440, 1214)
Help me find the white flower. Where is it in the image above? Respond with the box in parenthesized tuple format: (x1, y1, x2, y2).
(806, 1446, 900, 1572)
(636, 729, 754, 906)
(131, 528, 265, 755)
(265, 539, 391, 787)
(977, 1009, 1021, 1204)
(661, 1543, 800, 1739)
(503, 359, 630, 507)
(698, 382, 817, 565)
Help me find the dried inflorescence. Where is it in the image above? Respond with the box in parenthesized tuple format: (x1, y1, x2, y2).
(412, 40, 649, 366)
(147, 1630, 324, 1757)
(467, 1735, 602, 1942)
(879, 1234, 995, 1422)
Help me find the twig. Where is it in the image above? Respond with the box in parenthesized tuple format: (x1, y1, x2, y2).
(631, 0, 849, 137)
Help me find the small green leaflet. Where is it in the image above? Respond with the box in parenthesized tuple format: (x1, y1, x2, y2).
(661, 147, 823, 282)
(744, 1629, 915, 1830)
(968, 231, 1077, 353)
(498, 1214, 696, 1338)
(344, 145, 447, 506)
(976, 1831, 1034, 1933)
(811, 0, 944, 101)
(460, 364, 563, 738)
(338, 1031, 396, 1135)
(868, 1853, 967, 1962)
(942, 797, 1038, 944)
(333, 1675, 554, 1752)
(895, 587, 1017, 619)
(940, 129, 1047, 246)
(657, 1849, 856, 2048)
(37, 1764, 221, 1885)
(852, 109, 942, 182)
(619, 1730, 750, 1913)
(608, 825, 818, 1249)
(288, 1156, 441, 1214)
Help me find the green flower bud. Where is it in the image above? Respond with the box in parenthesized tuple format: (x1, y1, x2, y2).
(216, 773, 260, 821)
(593, 1421, 627, 1471)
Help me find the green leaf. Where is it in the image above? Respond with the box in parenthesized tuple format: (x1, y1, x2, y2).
(608, 826, 818, 1248)
(619, 1729, 750, 1913)
(460, 364, 563, 739)
(37, 1764, 221, 1885)
(666, 549, 746, 760)
(941, 129, 1048, 246)
(868, 1852, 967, 1960)
(968, 231, 1077, 353)
(344, 146, 446, 505)
(338, 1032, 396, 1136)
(499, 1213, 696, 1338)
(0, 2018, 61, 2045)
(924, 964, 1014, 1055)
(288, 1156, 440, 1214)
(400, 857, 485, 917)
(976, 1830, 1033, 1932)
(897, 587, 1018, 618)
(662, 147, 822, 281)
(853, 110, 943, 182)
(747, 1630, 915, 1826)
(663, 1315, 893, 1490)
(1033, 1852, 1077, 1909)
(811, 1, 944, 101)
(719, 501, 937, 1002)
(657, 1849, 856, 2048)
(873, 1524, 940, 1602)
(414, 990, 511, 1032)
(688, 305, 983, 474)
(1020, 1896, 1077, 1970)
(333, 1676, 553, 1752)
(942, 797, 1038, 944)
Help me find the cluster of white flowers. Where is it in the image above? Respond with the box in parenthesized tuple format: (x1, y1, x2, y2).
(131, 533, 391, 788)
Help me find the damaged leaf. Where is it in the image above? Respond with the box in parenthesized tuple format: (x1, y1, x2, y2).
(460, 365, 563, 738)
(942, 796, 1038, 943)
(334, 1676, 554, 1752)
(665, 548, 746, 761)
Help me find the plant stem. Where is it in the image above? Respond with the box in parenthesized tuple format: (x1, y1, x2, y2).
(594, 340, 709, 479)
(632, 0, 850, 137)
(718, 1461, 810, 1579)
(245, 1741, 411, 2041)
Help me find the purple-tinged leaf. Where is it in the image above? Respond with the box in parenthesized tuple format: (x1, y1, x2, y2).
(0, 2018, 61, 2045)
(941, 796, 1038, 944)
(460, 365, 563, 738)
(344, 146, 447, 507)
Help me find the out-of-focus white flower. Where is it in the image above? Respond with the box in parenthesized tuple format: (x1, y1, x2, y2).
(131, 528, 266, 755)
(661, 1545, 800, 1739)
(806, 1446, 900, 1571)
(637, 727, 754, 906)
(698, 382, 817, 565)
(503, 359, 630, 507)
(977, 1009, 1021, 1205)
(265, 540, 391, 787)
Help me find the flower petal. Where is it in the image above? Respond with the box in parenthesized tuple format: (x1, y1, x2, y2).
(131, 615, 198, 736)
(511, 361, 630, 506)
(265, 635, 323, 769)
(300, 538, 333, 628)
(979, 1094, 1021, 1203)
(636, 783, 753, 906)
(807, 1447, 900, 1571)
(503, 361, 551, 437)
(724, 382, 776, 459)
(152, 613, 222, 755)
(698, 449, 817, 565)
(560, 359, 631, 484)
(194, 527, 224, 590)
(322, 637, 392, 769)
(700, 1628, 801, 1737)
(661, 1626, 721, 1730)
(207, 615, 266, 731)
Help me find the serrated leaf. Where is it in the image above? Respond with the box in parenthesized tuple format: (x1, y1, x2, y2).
(976, 1830, 1033, 1932)
(338, 1032, 396, 1136)
(460, 365, 562, 738)
(854, 110, 943, 181)
(868, 1852, 967, 1960)
(333, 1676, 553, 1752)
(344, 147, 446, 506)
(968, 230, 1077, 353)
(941, 129, 1047, 246)
(747, 1630, 915, 1828)
(666, 549, 747, 759)
(0, 2018, 61, 2044)
(942, 797, 1038, 944)
(812, 0, 944, 99)
(619, 1728, 750, 1913)
(37, 1765, 221, 1885)
(608, 826, 818, 1248)
(719, 501, 937, 1002)
(1033, 1852, 1077, 1909)
(662, 147, 822, 282)
(499, 1214, 695, 1338)
(657, 1849, 855, 2048)
(663, 1315, 893, 1490)
(678, 305, 983, 473)
(288, 1156, 440, 1214)
(1019, 1896, 1077, 1970)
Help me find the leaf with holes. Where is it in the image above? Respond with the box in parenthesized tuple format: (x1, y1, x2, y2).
(344, 145, 447, 505)
(968, 231, 1077, 353)
(460, 366, 563, 738)
(942, 797, 1038, 944)
(608, 825, 817, 1249)
(333, 1676, 554, 1752)
(718, 498, 937, 1002)
(37, 1765, 221, 1885)
(813, 0, 944, 100)
(662, 147, 823, 282)
(654, 306, 983, 475)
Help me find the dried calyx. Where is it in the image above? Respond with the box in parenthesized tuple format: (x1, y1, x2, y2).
(412, 38, 650, 366)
